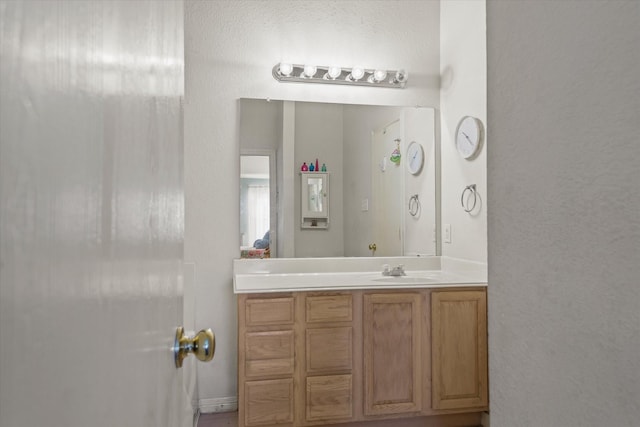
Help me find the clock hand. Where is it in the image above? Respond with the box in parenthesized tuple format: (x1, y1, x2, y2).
(461, 132, 475, 149)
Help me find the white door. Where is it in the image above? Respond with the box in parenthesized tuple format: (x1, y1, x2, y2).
(371, 120, 404, 256)
(0, 2, 193, 427)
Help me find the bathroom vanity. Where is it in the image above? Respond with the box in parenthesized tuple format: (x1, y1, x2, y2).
(234, 257, 488, 427)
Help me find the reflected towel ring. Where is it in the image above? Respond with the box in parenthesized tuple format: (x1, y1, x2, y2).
(409, 194, 421, 217)
(461, 184, 477, 213)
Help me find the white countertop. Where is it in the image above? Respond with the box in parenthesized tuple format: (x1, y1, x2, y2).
(233, 256, 487, 293)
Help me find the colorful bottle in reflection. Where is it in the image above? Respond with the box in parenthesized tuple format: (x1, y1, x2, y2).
(301, 162, 308, 171)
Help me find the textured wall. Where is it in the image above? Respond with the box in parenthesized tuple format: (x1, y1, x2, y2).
(487, 1, 640, 425)
(185, 0, 440, 405)
(440, 0, 487, 262)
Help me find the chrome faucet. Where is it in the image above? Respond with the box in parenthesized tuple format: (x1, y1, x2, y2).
(382, 264, 406, 277)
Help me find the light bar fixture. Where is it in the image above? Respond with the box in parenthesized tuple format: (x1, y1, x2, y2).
(273, 63, 408, 89)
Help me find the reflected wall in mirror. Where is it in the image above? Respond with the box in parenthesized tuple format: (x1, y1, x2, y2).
(240, 152, 276, 259)
(239, 98, 437, 258)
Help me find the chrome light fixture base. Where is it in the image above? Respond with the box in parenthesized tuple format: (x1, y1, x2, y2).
(273, 63, 407, 89)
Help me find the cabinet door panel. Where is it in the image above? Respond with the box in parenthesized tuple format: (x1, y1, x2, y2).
(245, 378, 294, 426)
(306, 294, 352, 323)
(306, 374, 353, 422)
(245, 297, 295, 326)
(432, 290, 488, 410)
(306, 327, 353, 373)
(363, 293, 422, 415)
(245, 330, 294, 377)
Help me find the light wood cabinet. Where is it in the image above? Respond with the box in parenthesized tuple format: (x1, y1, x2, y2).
(302, 293, 356, 425)
(363, 293, 422, 416)
(306, 327, 353, 373)
(245, 297, 294, 326)
(239, 294, 297, 427)
(306, 294, 352, 323)
(238, 287, 488, 427)
(431, 290, 488, 410)
(305, 374, 353, 421)
(245, 378, 294, 426)
(245, 330, 294, 378)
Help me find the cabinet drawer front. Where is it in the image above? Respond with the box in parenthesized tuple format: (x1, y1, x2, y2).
(306, 374, 353, 422)
(306, 327, 352, 373)
(306, 294, 352, 323)
(245, 297, 294, 326)
(245, 378, 294, 426)
(245, 330, 294, 377)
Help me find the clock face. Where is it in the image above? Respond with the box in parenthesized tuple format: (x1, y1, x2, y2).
(455, 116, 482, 159)
(406, 141, 424, 175)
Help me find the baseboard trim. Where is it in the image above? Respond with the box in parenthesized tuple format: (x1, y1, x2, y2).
(481, 411, 490, 427)
(199, 396, 238, 414)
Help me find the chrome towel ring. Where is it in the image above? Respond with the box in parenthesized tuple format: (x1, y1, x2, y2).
(409, 194, 421, 217)
(461, 184, 478, 213)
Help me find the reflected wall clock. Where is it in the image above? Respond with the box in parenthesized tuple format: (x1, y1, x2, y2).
(406, 141, 424, 175)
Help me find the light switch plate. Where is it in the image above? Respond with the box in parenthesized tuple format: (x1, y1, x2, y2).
(361, 198, 369, 212)
(444, 224, 452, 243)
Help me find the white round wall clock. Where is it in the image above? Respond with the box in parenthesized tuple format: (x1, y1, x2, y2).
(455, 116, 484, 159)
(406, 141, 424, 175)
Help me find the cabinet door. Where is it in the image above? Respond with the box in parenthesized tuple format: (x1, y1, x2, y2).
(244, 378, 294, 426)
(301, 173, 328, 219)
(431, 290, 488, 410)
(363, 293, 422, 416)
(306, 327, 353, 374)
(306, 374, 353, 422)
(239, 295, 296, 427)
(245, 330, 294, 378)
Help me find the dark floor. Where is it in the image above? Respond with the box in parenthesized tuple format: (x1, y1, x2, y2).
(197, 411, 238, 427)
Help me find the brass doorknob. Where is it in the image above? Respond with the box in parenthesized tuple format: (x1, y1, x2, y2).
(174, 326, 215, 368)
(369, 243, 377, 252)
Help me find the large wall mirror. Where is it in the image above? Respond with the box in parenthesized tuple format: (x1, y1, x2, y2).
(239, 98, 438, 259)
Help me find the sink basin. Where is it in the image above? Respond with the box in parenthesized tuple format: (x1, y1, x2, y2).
(373, 276, 438, 284)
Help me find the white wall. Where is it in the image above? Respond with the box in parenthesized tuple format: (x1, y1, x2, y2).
(185, 0, 440, 406)
(440, 0, 487, 262)
(487, 1, 640, 425)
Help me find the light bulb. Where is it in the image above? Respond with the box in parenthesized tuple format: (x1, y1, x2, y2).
(327, 66, 342, 80)
(278, 62, 293, 76)
(350, 67, 365, 81)
(393, 69, 408, 84)
(373, 69, 387, 82)
(303, 64, 317, 78)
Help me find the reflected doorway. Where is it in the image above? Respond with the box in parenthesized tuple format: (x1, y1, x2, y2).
(372, 120, 403, 256)
(240, 152, 277, 258)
